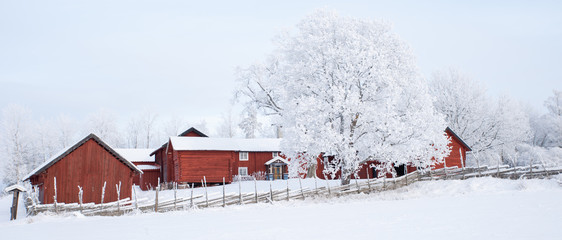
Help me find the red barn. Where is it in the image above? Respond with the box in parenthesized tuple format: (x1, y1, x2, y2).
(24, 134, 142, 204)
(150, 127, 208, 183)
(166, 137, 284, 184)
(115, 148, 160, 190)
(317, 128, 472, 179)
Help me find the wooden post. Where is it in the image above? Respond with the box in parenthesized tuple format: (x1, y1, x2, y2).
(299, 178, 305, 199)
(190, 183, 194, 208)
(78, 186, 83, 213)
(173, 182, 177, 210)
(286, 178, 290, 201)
(10, 190, 21, 220)
(460, 149, 465, 180)
(238, 177, 242, 205)
(222, 177, 226, 207)
(355, 178, 360, 193)
(314, 175, 318, 195)
(202, 178, 208, 208)
(133, 185, 138, 210)
(100, 181, 106, 211)
(383, 176, 387, 190)
(269, 180, 273, 203)
(254, 177, 258, 203)
(366, 170, 371, 192)
(404, 166, 408, 185)
(443, 159, 448, 179)
(116, 181, 122, 214)
(323, 173, 331, 196)
(54, 177, 58, 213)
(6, 185, 25, 220)
(155, 178, 159, 212)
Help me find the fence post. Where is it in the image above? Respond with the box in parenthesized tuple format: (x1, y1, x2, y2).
(254, 177, 258, 203)
(314, 175, 318, 195)
(155, 178, 159, 212)
(54, 177, 58, 213)
(238, 177, 242, 205)
(133, 185, 138, 210)
(202, 178, 208, 208)
(286, 179, 290, 201)
(173, 182, 177, 210)
(222, 177, 226, 207)
(404, 167, 408, 185)
(116, 181, 121, 214)
(443, 160, 448, 179)
(190, 183, 194, 208)
(323, 173, 331, 196)
(78, 185, 83, 213)
(355, 178, 360, 193)
(460, 150, 465, 180)
(101, 181, 106, 211)
(269, 180, 273, 203)
(299, 178, 305, 200)
(366, 170, 371, 192)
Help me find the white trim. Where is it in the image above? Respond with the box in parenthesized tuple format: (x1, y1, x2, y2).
(238, 167, 248, 176)
(239, 151, 249, 161)
(264, 156, 289, 165)
(272, 152, 279, 158)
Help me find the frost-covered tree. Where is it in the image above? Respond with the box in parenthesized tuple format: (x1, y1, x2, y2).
(56, 114, 78, 148)
(217, 108, 238, 138)
(430, 68, 531, 165)
(239, 108, 261, 138)
(86, 109, 122, 147)
(540, 90, 562, 148)
(0, 104, 40, 184)
(237, 10, 450, 184)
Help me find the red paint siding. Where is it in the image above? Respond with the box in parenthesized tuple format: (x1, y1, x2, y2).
(176, 151, 233, 183)
(29, 139, 137, 204)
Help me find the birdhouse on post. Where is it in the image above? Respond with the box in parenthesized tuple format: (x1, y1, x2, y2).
(4, 184, 26, 220)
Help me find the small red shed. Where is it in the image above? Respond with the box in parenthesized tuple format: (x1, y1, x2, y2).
(115, 148, 159, 190)
(24, 134, 142, 204)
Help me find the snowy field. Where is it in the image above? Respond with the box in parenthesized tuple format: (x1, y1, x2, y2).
(1, 177, 562, 240)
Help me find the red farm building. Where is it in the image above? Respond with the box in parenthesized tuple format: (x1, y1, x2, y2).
(24, 134, 142, 204)
(165, 136, 285, 184)
(317, 127, 472, 179)
(115, 148, 160, 190)
(150, 127, 208, 183)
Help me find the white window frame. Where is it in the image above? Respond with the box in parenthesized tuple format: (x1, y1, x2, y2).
(238, 167, 248, 176)
(239, 151, 249, 161)
(272, 152, 279, 158)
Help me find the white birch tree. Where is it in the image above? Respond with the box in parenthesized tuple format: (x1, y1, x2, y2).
(237, 10, 450, 184)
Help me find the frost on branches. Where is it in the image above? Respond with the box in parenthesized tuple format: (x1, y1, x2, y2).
(237, 10, 450, 185)
(430, 68, 531, 165)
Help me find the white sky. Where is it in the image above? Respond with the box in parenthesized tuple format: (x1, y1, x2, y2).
(1, 0, 561, 130)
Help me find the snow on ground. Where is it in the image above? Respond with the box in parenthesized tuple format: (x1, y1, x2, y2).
(1, 177, 562, 240)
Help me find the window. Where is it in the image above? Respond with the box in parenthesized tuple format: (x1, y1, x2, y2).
(238, 167, 248, 176)
(272, 152, 279, 158)
(239, 151, 249, 161)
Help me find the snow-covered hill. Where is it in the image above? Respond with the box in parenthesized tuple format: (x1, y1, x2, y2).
(1, 177, 561, 240)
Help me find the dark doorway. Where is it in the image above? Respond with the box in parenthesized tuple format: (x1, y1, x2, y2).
(394, 164, 406, 177)
(371, 167, 377, 178)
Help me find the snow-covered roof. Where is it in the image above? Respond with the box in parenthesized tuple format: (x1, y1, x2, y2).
(137, 165, 161, 171)
(169, 137, 282, 152)
(4, 184, 26, 193)
(265, 156, 289, 165)
(24, 134, 143, 180)
(115, 148, 155, 163)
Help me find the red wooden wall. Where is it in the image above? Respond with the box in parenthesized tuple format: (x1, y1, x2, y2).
(29, 139, 137, 204)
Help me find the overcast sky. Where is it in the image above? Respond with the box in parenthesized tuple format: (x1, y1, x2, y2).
(1, 0, 561, 131)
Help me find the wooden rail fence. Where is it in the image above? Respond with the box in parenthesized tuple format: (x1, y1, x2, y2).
(24, 165, 562, 217)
